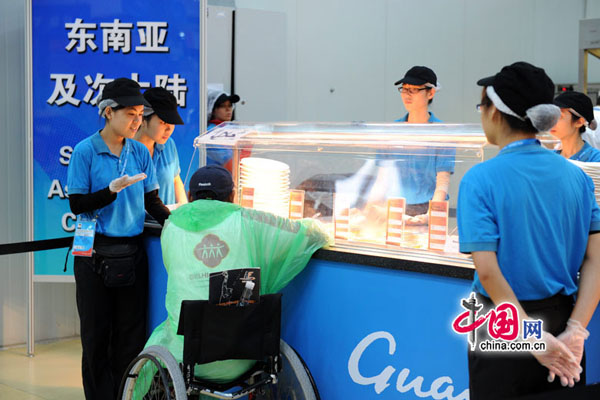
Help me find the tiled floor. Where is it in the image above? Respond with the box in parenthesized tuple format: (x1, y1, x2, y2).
(0, 338, 84, 400)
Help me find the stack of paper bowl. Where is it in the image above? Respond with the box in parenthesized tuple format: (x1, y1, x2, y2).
(569, 160, 600, 205)
(239, 157, 291, 217)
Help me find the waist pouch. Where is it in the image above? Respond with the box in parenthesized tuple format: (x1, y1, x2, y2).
(94, 243, 138, 288)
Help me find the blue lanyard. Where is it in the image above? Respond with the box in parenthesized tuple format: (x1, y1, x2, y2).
(501, 138, 540, 153)
(90, 139, 131, 222)
(118, 139, 131, 177)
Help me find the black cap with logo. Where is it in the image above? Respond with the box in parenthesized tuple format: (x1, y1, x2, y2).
(100, 78, 150, 107)
(477, 62, 555, 118)
(189, 165, 234, 201)
(554, 91, 596, 129)
(394, 66, 437, 87)
(214, 93, 241, 108)
(143, 87, 184, 125)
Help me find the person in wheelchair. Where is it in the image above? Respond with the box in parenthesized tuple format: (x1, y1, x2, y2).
(143, 165, 330, 386)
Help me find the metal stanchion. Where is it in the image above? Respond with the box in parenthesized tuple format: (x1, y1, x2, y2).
(25, 0, 35, 357)
(200, 0, 208, 167)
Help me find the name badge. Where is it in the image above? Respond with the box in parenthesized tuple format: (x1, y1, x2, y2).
(72, 216, 96, 257)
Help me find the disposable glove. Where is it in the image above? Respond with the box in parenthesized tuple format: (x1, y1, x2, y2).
(405, 213, 428, 226)
(531, 331, 581, 388)
(166, 203, 187, 211)
(109, 173, 147, 194)
(364, 204, 387, 225)
(548, 319, 589, 386)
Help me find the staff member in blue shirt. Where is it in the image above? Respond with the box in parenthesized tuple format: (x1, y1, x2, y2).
(457, 62, 600, 399)
(551, 91, 600, 162)
(134, 87, 187, 207)
(206, 88, 241, 172)
(388, 66, 454, 225)
(67, 78, 170, 400)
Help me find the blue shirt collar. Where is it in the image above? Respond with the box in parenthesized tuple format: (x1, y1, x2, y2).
(154, 142, 165, 153)
(397, 111, 440, 123)
(569, 141, 594, 161)
(90, 131, 111, 154)
(91, 130, 132, 158)
(498, 138, 541, 155)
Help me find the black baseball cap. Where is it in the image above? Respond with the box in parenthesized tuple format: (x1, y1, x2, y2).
(214, 93, 241, 108)
(143, 87, 184, 125)
(554, 91, 595, 127)
(189, 165, 234, 201)
(394, 66, 437, 87)
(477, 62, 555, 118)
(100, 78, 151, 107)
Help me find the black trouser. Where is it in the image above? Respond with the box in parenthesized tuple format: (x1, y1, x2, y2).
(74, 234, 148, 400)
(468, 293, 586, 400)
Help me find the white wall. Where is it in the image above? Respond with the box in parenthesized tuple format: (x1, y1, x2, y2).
(207, 6, 234, 93)
(0, 0, 78, 348)
(235, 0, 600, 123)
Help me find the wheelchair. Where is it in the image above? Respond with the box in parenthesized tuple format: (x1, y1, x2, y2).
(118, 294, 320, 399)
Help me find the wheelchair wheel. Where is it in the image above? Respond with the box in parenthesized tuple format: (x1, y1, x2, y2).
(255, 340, 319, 400)
(119, 345, 188, 400)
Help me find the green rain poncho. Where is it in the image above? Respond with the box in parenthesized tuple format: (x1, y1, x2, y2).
(145, 200, 330, 383)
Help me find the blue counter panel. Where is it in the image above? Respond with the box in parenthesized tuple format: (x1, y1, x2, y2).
(144, 233, 600, 398)
(145, 235, 168, 334)
(281, 259, 472, 399)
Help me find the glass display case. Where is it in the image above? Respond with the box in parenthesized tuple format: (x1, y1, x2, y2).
(195, 122, 490, 268)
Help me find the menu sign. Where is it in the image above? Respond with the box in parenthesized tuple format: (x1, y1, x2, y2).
(428, 201, 449, 251)
(240, 187, 255, 209)
(334, 194, 350, 240)
(288, 190, 305, 220)
(385, 198, 406, 246)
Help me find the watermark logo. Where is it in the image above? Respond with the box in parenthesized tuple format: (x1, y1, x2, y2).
(452, 293, 545, 352)
(193, 234, 229, 268)
(523, 320, 542, 340)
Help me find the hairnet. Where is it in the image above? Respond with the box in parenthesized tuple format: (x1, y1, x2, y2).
(98, 99, 120, 117)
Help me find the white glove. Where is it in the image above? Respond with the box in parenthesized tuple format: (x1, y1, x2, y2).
(531, 331, 581, 388)
(548, 319, 589, 386)
(109, 173, 146, 193)
(404, 213, 429, 226)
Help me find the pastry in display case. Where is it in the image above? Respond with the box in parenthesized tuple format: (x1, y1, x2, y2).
(195, 122, 489, 268)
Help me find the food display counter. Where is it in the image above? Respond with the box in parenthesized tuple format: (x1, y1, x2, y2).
(145, 122, 600, 399)
(198, 121, 488, 267)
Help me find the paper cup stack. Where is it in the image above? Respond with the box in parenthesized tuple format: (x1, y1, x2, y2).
(239, 157, 291, 217)
(569, 160, 600, 205)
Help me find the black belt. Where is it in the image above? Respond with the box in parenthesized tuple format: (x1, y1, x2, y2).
(95, 233, 143, 246)
(475, 292, 574, 313)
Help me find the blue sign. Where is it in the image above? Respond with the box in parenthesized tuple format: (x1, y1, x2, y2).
(32, 0, 199, 278)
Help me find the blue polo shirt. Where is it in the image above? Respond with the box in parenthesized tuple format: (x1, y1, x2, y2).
(457, 139, 600, 300)
(153, 139, 181, 205)
(206, 122, 233, 167)
(555, 141, 600, 162)
(378, 112, 455, 204)
(67, 131, 159, 237)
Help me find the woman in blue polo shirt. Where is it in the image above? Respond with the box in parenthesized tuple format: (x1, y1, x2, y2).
(550, 91, 600, 162)
(388, 66, 454, 225)
(457, 62, 600, 399)
(134, 87, 187, 207)
(67, 78, 170, 400)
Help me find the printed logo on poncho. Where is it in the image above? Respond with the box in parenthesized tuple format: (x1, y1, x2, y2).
(194, 234, 230, 268)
